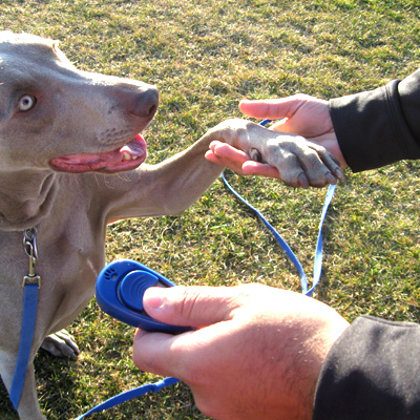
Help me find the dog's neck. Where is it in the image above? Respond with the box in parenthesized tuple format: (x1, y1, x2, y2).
(0, 169, 59, 231)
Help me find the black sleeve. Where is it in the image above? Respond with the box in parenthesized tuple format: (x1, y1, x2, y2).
(313, 316, 420, 420)
(329, 69, 420, 172)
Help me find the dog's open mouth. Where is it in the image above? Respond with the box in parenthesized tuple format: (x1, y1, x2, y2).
(49, 134, 147, 173)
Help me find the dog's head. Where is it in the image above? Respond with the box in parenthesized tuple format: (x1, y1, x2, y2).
(0, 31, 158, 173)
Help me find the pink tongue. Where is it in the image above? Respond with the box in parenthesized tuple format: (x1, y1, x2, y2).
(120, 135, 146, 157)
(49, 134, 147, 173)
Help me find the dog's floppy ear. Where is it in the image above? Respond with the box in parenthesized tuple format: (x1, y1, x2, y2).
(49, 39, 76, 67)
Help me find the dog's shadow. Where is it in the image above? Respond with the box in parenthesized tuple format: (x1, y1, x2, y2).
(0, 350, 77, 419)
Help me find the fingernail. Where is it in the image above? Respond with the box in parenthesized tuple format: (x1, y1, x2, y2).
(143, 288, 164, 310)
(336, 168, 345, 181)
(326, 173, 337, 185)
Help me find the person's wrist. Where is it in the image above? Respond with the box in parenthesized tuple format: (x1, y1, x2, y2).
(288, 317, 349, 419)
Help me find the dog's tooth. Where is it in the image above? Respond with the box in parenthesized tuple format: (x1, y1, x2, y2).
(122, 151, 132, 161)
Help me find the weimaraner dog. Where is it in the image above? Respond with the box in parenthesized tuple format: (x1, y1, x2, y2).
(0, 31, 342, 419)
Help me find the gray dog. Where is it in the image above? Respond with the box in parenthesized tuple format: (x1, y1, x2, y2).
(0, 31, 342, 419)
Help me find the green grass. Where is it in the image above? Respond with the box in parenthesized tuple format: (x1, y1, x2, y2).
(1, 0, 419, 418)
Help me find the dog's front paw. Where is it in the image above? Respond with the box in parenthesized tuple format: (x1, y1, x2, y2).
(258, 133, 344, 188)
(41, 329, 80, 359)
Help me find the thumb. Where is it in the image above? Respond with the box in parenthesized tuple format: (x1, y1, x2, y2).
(239, 98, 296, 120)
(143, 286, 237, 328)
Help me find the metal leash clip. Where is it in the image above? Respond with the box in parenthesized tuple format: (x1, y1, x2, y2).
(22, 227, 41, 288)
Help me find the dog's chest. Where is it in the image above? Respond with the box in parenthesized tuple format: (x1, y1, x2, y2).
(0, 189, 108, 336)
(1, 204, 105, 288)
(42, 213, 105, 285)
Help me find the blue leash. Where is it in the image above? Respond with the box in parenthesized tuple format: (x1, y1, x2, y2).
(74, 377, 180, 420)
(10, 283, 40, 409)
(221, 172, 336, 296)
(10, 228, 42, 410)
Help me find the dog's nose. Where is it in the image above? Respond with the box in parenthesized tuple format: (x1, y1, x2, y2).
(130, 87, 159, 119)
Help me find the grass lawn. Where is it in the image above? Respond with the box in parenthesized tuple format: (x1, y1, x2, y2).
(1, 0, 419, 418)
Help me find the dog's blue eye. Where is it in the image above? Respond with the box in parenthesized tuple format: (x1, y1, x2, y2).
(18, 95, 37, 112)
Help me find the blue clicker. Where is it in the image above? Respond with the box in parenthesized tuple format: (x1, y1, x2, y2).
(96, 260, 190, 334)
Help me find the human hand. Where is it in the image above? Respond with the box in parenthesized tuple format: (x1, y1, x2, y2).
(205, 95, 348, 180)
(239, 95, 347, 169)
(205, 140, 280, 178)
(133, 284, 349, 420)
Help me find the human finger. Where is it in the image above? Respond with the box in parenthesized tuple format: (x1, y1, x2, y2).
(143, 286, 239, 328)
(241, 161, 280, 178)
(239, 98, 298, 120)
(208, 141, 249, 161)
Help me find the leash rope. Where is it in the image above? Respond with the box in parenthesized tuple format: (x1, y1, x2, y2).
(10, 228, 41, 409)
(221, 172, 336, 296)
(74, 377, 180, 420)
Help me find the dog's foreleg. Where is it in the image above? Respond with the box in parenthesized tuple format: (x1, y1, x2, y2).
(103, 118, 343, 221)
(149, 118, 342, 206)
(0, 353, 46, 420)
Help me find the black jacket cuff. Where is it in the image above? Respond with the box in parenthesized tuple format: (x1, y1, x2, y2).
(329, 70, 420, 172)
(313, 315, 420, 419)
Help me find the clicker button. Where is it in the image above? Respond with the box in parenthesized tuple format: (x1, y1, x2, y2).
(119, 271, 159, 312)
